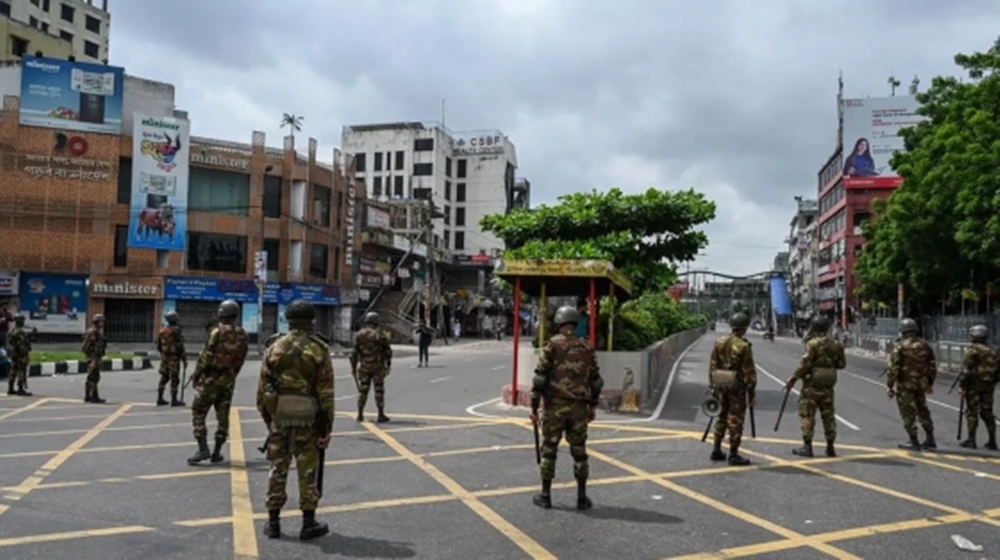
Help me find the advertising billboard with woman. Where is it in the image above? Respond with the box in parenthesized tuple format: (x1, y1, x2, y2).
(841, 96, 926, 189)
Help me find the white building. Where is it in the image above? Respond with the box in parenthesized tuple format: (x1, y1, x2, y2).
(3, 0, 110, 63)
(786, 197, 819, 319)
(341, 121, 525, 258)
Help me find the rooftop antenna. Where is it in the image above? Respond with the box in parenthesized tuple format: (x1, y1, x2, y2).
(441, 99, 446, 128)
(836, 70, 844, 149)
(888, 74, 900, 96)
(908, 75, 920, 95)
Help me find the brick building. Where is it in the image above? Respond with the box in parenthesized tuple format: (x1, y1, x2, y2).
(0, 84, 361, 344)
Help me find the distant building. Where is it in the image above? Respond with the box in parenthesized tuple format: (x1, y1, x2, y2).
(2, 0, 110, 64)
(785, 197, 819, 319)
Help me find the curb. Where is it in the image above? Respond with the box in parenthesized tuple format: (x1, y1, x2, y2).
(499, 383, 632, 413)
(23, 357, 153, 378)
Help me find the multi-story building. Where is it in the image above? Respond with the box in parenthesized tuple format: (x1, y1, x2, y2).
(2, 0, 110, 63)
(785, 197, 818, 319)
(0, 58, 360, 346)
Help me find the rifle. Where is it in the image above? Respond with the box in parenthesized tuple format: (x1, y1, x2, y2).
(257, 432, 270, 454)
(774, 387, 791, 431)
(879, 367, 888, 378)
(948, 370, 965, 394)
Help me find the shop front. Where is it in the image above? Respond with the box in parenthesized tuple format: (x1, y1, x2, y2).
(163, 277, 341, 344)
(14, 272, 88, 338)
(88, 276, 164, 343)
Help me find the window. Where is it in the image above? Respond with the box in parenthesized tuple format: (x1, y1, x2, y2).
(83, 40, 99, 58)
(333, 246, 341, 281)
(457, 159, 467, 178)
(31, 0, 39, 6)
(189, 167, 250, 215)
(444, 230, 450, 247)
(444, 205, 451, 226)
(263, 239, 280, 271)
(393, 175, 404, 198)
(59, 30, 72, 43)
(353, 152, 366, 173)
(85, 14, 101, 33)
(445, 157, 452, 177)
(43, 0, 50, 11)
(116, 158, 131, 204)
(373, 152, 383, 172)
(444, 181, 451, 200)
(456, 183, 466, 202)
(372, 176, 382, 197)
(454, 231, 465, 250)
(394, 151, 404, 170)
(263, 175, 282, 218)
(309, 243, 329, 279)
(10, 36, 28, 57)
(60, 3, 74, 22)
(311, 184, 332, 227)
(413, 163, 432, 176)
(30, 16, 39, 27)
(455, 207, 465, 226)
(414, 138, 434, 151)
(186, 232, 247, 273)
(0, 2, 9, 17)
(40, 22, 49, 32)
(113, 225, 127, 267)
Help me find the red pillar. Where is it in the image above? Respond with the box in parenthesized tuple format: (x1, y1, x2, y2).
(511, 277, 522, 404)
(589, 278, 597, 347)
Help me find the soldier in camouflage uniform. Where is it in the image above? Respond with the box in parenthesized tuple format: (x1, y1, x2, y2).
(7, 315, 32, 396)
(156, 311, 188, 407)
(187, 300, 249, 465)
(708, 312, 756, 466)
(785, 315, 845, 457)
(887, 317, 937, 450)
(959, 325, 998, 450)
(257, 300, 335, 540)
(81, 314, 107, 404)
(529, 305, 604, 510)
(350, 312, 392, 423)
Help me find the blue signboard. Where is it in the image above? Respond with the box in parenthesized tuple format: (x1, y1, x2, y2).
(163, 277, 340, 306)
(17, 273, 88, 334)
(18, 55, 125, 135)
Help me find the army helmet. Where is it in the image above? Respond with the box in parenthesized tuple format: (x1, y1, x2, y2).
(899, 317, 918, 334)
(729, 312, 750, 329)
(13, 314, 25, 325)
(217, 299, 240, 319)
(285, 299, 316, 322)
(969, 324, 988, 340)
(810, 315, 831, 332)
(165, 311, 179, 324)
(553, 305, 580, 327)
(92, 314, 105, 323)
(364, 311, 379, 325)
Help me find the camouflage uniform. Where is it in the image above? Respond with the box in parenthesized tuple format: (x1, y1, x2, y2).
(530, 305, 603, 510)
(708, 312, 756, 466)
(188, 300, 249, 465)
(156, 311, 187, 407)
(7, 316, 32, 396)
(81, 315, 107, 403)
(787, 317, 845, 458)
(887, 318, 937, 450)
(257, 300, 335, 541)
(960, 325, 998, 450)
(350, 312, 392, 422)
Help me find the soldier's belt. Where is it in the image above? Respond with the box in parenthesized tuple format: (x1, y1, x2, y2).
(710, 369, 738, 389)
(810, 367, 838, 388)
(272, 394, 320, 429)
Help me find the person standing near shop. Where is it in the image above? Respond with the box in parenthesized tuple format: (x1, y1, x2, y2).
(82, 314, 107, 404)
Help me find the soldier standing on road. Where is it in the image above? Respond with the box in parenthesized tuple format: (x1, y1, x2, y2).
(350, 312, 392, 423)
(529, 305, 604, 510)
(187, 300, 249, 465)
(7, 315, 32, 396)
(887, 317, 937, 450)
(156, 311, 188, 407)
(959, 325, 998, 450)
(708, 312, 756, 466)
(257, 300, 334, 541)
(785, 316, 845, 458)
(81, 314, 107, 404)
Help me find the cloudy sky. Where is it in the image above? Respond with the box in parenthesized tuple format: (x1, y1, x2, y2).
(108, 0, 998, 277)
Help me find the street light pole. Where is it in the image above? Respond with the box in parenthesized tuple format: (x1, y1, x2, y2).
(257, 163, 274, 356)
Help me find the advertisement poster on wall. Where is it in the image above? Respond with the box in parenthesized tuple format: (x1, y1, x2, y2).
(0, 270, 19, 296)
(841, 96, 927, 189)
(18, 55, 125, 135)
(16, 273, 88, 334)
(128, 113, 191, 251)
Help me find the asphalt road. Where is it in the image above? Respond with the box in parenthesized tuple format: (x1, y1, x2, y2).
(1, 334, 999, 559)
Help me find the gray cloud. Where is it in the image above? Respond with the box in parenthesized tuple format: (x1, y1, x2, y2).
(108, 0, 1000, 275)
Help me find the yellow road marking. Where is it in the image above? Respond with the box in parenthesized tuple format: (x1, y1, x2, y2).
(0, 525, 156, 548)
(362, 420, 558, 560)
(0, 398, 51, 421)
(228, 407, 259, 559)
(892, 450, 1000, 481)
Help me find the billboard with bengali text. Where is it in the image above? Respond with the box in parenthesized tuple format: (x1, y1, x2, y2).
(127, 113, 191, 251)
(18, 55, 125, 135)
(841, 96, 927, 189)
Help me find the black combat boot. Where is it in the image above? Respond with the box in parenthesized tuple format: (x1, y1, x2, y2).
(187, 437, 211, 465)
(959, 429, 977, 449)
(83, 386, 92, 403)
(156, 388, 168, 406)
(299, 510, 329, 540)
(7, 377, 15, 395)
(825, 440, 836, 458)
(262, 509, 281, 539)
(170, 389, 184, 407)
(985, 427, 998, 451)
(792, 439, 813, 458)
(532, 479, 552, 509)
(728, 444, 751, 466)
(356, 407, 364, 422)
(576, 478, 592, 510)
(90, 385, 106, 404)
(377, 405, 390, 423)
(710, 436, 726, 462)
(16, 382, 32, 397)
(922, 429, 937, 450)
(210, 439, 226, 463)
(897, 432, 921, 450)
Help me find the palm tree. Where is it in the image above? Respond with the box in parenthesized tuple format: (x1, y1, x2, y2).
(280, 113, 304, 140)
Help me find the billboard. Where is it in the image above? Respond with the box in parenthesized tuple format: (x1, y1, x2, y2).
(841, 96, 927, 189)
(18, 55, 125, 135)
(127, 113, 191, 251)
(16, 273, 88, 334)
(453, 131, 506, 156)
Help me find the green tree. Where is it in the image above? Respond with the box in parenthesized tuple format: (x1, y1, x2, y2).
(480, 187, 716, 294)
(855, 36, 1000, 313)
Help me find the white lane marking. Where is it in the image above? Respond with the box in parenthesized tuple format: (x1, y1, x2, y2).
(756, 365, 861, 431)
(491, 365, 505, 371)
(466, 397, 503, 418)
(334, 374, 353, 380)
(335, 395, 356, 401)
(429, 376, 451, 384)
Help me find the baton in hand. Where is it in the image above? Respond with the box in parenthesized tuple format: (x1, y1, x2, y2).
(700, 415, 714, 442)
(533, 418, 541, 464)
(957, 396, 964, 441)
(774, 387, 790, 431)
(750, 406, 757, 439)
(180, 363, 188, 402)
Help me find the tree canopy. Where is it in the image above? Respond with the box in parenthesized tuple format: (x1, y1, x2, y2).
(854, 36, 1000, 313)
(480, 187, 716, 294)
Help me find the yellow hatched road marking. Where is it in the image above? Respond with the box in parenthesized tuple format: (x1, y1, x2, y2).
(228, 407, 259, 559)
